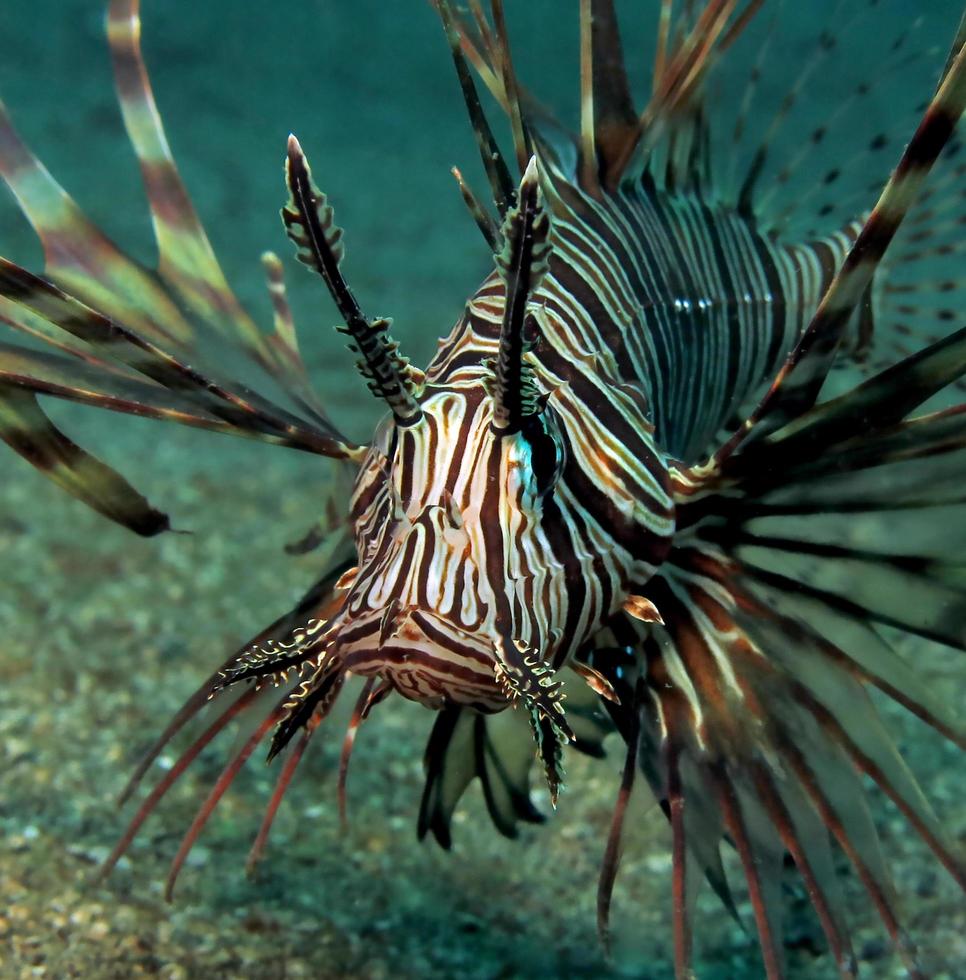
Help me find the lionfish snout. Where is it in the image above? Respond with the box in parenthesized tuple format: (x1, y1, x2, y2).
(338, 500, 507, 711)
(337, 601, 506, 710)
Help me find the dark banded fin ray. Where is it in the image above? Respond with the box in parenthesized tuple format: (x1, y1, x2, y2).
(716, 28, 966, 460)
(266, 657, 346, 762)
(450, 167, 501, 249)
(2, 7, 342, 438)
(259, 251, 331, 423)
(750, 764, 856, 978)
(106, 1, 264, 354)
(337, 676, 385, 829)
(246, 727, 313, 875)
(0, 384, 169, 535)
(488, 1, 531, 175)
(595, 680, 639, 954)
(578, 0, 638, 194)
(165, 697, 291, 900)
(0, 98, 194, 352)
(435, 0, 514, 216)
(608, 1, 764, 187)
(0, 257, 358, 459)
(115, 566, 351, 806)
(100, 686, 261, 879)
(0, 338, 315, 448)
(710, 766, 786, 979)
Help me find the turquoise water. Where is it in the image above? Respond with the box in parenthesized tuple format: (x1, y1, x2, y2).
(0, 2, 963, 977)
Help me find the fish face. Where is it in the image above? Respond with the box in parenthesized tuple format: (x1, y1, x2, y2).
(339, 369, 676, 715)
(340, 385, 580, 709)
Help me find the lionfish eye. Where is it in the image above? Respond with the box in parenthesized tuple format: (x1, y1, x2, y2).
(523, 411, 565, 498)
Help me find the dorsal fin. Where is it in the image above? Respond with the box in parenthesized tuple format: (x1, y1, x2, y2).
(609, 1, 763, 188)
(489, 0, 532, 175)
(714, 32, 966, 464)
(435, 0, 514, 216)
(579, 0, 638, 193)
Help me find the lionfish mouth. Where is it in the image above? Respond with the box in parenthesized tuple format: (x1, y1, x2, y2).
(338, 602, 507, 711)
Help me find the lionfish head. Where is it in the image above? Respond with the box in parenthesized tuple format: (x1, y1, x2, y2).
(339, 380, 569, 712)
(276, 139, 672, 797)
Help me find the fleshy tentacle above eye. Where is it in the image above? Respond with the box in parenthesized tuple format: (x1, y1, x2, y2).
(282, 135, 424, 426)
(490, 155, 552, 435)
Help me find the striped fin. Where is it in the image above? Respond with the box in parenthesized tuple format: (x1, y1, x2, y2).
(716, 25, 966, 461)
(638, 321, 966, 974)
(106, 0, 316, 405)
(0, 98, 193, 352)
(0, 385, 168, 535)
(1, 2, 364, 531)
(0, 258, 357, 458)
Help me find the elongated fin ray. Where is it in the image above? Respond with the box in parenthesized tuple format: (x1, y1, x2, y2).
(100, 686, 260, 878)
(0, 384, 169, 535)
(608, 1, 763, 187)
(105, 0, 344, 429)
(596, 681, 639, 954)
(451, 167, 500, 249)
(0, 338, 323, 450)
(246, 727, 312, 875)
(716, 30, 966, 462)
(116, 567, 350, 806)
(0, 257, 357, 458)
(489, 0, 531, 175)
(165, 698, 289, 900)
(584, 0, 638, 187)
(106, 1, 261, 350)
(0, 99, 193, 351)
(435, 0, 514, 215)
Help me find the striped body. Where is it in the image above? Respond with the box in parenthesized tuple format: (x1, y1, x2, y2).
(342, 169, 859, 711)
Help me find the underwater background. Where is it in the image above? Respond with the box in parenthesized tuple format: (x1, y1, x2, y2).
(0, 1, 963, 977)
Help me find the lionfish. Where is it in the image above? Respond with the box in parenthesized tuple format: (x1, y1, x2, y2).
(1, 0, 964, 976)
